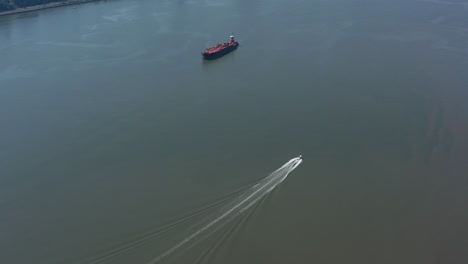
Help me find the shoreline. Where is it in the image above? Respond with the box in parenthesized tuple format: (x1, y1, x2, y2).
(0, 0, 99, 17)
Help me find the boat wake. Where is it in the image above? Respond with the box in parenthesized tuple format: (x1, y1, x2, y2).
(146, 156, 302, 264)
(81, 156, 302, 264)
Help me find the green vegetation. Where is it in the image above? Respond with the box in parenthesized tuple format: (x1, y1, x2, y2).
(0, 0, 82, 12)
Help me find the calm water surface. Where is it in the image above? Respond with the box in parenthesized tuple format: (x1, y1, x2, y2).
(1, 0, 467, 263)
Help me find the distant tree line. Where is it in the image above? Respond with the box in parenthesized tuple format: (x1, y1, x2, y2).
(0, 0, 14, 11)
(0, 0, 71, 12)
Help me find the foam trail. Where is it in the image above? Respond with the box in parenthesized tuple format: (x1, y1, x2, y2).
(146, 157, 303, 264)
(81, 185, 254, 264)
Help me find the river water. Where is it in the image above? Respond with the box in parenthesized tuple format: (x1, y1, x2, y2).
(1, 0, 467, 263)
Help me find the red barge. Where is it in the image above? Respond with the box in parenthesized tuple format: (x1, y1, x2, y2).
(201, 35, 239, 60)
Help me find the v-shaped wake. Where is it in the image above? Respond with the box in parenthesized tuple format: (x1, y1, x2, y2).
(146, 156, 303, 264)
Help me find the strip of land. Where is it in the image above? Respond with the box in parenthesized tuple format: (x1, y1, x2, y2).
(0, 0, 99, 17)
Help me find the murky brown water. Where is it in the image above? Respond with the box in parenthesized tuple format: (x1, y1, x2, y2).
(1, 0, 467, 263)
